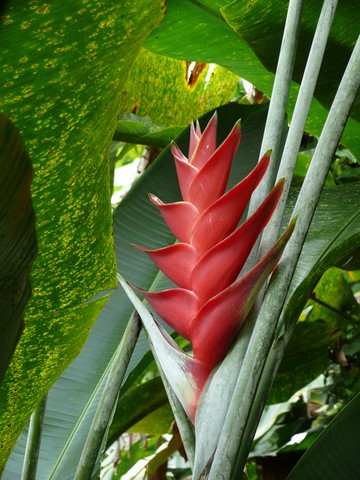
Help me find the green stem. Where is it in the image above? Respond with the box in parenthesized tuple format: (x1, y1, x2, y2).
(21, 396, 47, 480)
(235, 343, 284, 471)
(258, 0, 338, 260)
(233, 8, 340, 453)
(246, 0, 304, 221)
(209, 33, 360, 480)
(74, 310, 142, 480)
(243, 0, 304, 280)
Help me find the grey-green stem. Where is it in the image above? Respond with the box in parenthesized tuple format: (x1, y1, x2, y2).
(246, 0, 304, 222)
(21, 396, 47, 480)
(243, 0, 304, 276)
(258, 0, 338, 261)
(157, 367, 196, 467)
(74, 310, 142, 480)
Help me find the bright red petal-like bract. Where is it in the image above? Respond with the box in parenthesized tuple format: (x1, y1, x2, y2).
(134, 113, 294, 422)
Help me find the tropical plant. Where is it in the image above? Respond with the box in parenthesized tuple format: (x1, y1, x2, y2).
(0, 0, 359, 479)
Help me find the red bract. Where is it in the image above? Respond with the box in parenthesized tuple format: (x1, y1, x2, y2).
(134, 113, 294, 421)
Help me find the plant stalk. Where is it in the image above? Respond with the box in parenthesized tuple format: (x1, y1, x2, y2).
(208, 33, 360, 480)
(247, 0, 304, 220)
(74, 310, 142, 480)
(21, 396, 47, 480)
(243, 0, 304, 278)
(258, 0, 338, 260)
(231, 7, 339, 452)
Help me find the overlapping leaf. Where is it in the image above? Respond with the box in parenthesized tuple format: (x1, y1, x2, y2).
(0, 0, 165, 473)
(288, 393, 360, 479)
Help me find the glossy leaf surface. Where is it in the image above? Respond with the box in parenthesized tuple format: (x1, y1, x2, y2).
(119, 48, 240, 128)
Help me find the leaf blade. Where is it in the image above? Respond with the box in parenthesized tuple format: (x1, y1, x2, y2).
(0, 113, 37, 386)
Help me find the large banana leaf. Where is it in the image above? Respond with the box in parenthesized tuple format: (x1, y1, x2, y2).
(144, 0, 360, 156)
(0, 0, 165, 472)
(0, 114, 36, 386)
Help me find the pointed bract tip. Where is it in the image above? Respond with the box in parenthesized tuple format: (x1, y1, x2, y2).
(148, 193, 163, 205)
(276, 176, 285, 189)
(265, 148, 272, 157)
(131, 243, 148, 252)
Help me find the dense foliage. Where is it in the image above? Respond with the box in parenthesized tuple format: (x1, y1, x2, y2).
(0, 1, 359, 479)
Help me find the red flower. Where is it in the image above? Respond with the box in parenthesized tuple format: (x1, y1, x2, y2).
(133, 113, 294, 421)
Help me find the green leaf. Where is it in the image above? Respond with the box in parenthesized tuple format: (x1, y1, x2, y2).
(119, 48, 240, 127)
(0, 113, 36, 386)
(288, 393, 360, 479)
(268, 321, 341, 404)
(268, 266, 360, 403)
(0, 0, 165, 473)
(282, 184, 360, 333)
(221, 0, 359, 117)
(113, 113, 184, 148)
(128, 404, 174, 436)
(293, 153, 335, 187)
(145, 0, 360, 156)
(306, 267, 360, 327)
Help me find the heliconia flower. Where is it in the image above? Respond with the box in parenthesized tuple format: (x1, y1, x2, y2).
(133, 112, 295, 422)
